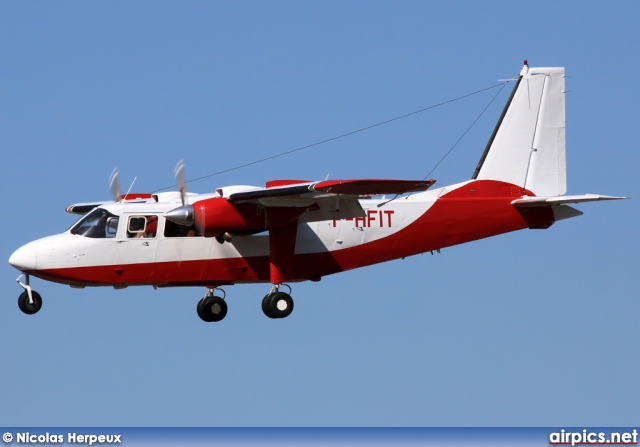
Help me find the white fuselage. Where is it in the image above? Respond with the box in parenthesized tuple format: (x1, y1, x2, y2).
(9, 185, 452, 288)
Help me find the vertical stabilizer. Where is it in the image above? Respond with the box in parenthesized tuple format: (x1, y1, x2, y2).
(473, 62, 566, 197)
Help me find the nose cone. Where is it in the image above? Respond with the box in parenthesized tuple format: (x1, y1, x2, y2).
(165, 205, 195, 227)
(9, 243, 38, 272)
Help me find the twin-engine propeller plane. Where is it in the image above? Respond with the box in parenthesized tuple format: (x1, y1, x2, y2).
(9, 62, 626, 323)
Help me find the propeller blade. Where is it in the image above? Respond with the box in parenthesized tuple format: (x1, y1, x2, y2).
(174, 160, 187, 206)
(109, 168, 121, 202)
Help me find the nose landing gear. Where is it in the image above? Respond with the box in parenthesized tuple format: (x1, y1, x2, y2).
(16, 274, 42, 315)
(18, 290, 42, 314)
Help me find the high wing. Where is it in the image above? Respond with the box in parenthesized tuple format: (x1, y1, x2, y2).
(65, 201, 113, 215)
(228, 179, 436, 201)
(228, 178, 436, 221)
(66, 193, 184, 215)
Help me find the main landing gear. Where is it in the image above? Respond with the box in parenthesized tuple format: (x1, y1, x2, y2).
(262, 284, 294, 319)
(196, 288, 228, 322)
(16, 274, 43, 315)
(196, 284, 295, 322)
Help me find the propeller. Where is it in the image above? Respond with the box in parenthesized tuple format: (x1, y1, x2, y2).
(165, 160, 195, 226)
(109, 168, 121, 202)
(174, 159, 187, 206)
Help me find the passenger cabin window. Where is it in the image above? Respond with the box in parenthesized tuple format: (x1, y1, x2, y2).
(127, 215, 158, 238)
(164, 219, 200, 238)
(70, 208, 119, 239)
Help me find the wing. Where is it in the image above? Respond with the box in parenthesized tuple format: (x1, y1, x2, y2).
(65, 201, 112, 215)
(228, 178, 436, 221)
(65, 194, 159, 214)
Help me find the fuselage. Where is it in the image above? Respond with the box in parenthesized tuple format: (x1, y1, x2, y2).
(8, 63, 626, 323)
(8, 179, 551, 289)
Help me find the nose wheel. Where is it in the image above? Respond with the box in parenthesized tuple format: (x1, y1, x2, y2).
(262, 284, 294, 319)
(16, 274, 42, 315)
(196, 288, 228, 322)
(18, 290, 42, 315)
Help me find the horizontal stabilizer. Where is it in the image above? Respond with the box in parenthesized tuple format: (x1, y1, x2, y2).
(512, 194, 628, 207)
(553, 205, 583, 221)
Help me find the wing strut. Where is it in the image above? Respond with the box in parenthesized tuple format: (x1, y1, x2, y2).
(269, 219, 298, 285)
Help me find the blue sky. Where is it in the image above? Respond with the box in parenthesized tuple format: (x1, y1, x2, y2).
(0, 1, 637, 427)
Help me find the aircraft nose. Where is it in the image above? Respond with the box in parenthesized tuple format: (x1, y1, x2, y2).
(8, 243, 38, 272)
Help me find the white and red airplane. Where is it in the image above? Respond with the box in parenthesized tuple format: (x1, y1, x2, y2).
(8, 62, 625, 322)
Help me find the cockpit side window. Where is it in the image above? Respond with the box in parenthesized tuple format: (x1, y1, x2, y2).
(106, 217, 119, 237)
(70, 209, 119, 239)
(164, 219, 201, 238)
(127, 215, 158, 238)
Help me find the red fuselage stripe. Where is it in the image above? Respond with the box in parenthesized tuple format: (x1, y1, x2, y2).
(31, 180, 547, 287)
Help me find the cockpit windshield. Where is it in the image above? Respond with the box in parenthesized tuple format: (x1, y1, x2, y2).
(70, 208, 119, 238)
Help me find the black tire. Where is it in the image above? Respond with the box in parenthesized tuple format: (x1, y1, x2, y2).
(262, 294, 278, 319)
(197, 297, 213, 322)
(197, 295, 227, 322)
(18, 290, 42, 315)
(265, 292, 294, 319)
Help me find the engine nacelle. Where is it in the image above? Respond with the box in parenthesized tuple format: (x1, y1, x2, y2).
(192, 197, 307, 238)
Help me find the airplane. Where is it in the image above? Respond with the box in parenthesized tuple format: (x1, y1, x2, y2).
(8, 61, 626, 323)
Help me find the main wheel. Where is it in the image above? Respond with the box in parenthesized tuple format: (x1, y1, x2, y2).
(263, 292, 294, 319)
(18, 290, 42, 315)
(262, 294, 277, 319)
(197, 295, 227, 322)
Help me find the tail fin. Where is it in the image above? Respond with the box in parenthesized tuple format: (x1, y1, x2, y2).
(472, 62, 566, 197)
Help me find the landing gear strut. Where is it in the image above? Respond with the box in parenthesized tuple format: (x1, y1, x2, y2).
(196, 288, 228, 322)
(262, 284, 294, 319)
(16, 274, 42, 315)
